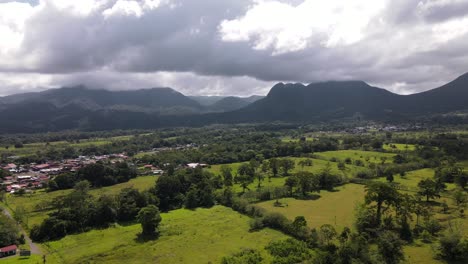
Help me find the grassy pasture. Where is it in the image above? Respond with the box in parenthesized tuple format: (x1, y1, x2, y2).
(280, 136, 315, 143)
(314, 150, 395, 165)
(0, 135, 133, 157)
(42, 206, 289, 264)
(207, 157, 365, 193)
(0, 254, 44, 264)
(4, 176, 157, 229)
(256, 184, 365, 231)
(383, 143, 416, 152)
(374, 168, 458, 191)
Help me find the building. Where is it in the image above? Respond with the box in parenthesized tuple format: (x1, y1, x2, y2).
(0, 245, 17, 257)
(186, 163, 208, 169)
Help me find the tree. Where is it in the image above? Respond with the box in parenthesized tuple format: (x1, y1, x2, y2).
(284, 177, 297, 197)
(269, 158, 279, 177)
(0, 214, 20, 247)
(279, 159, 295, 176)
(220, 165, 233, 186)
(437, 227, 468, 261)
(453, 189, 467, 207)
(298, 160, 308, 171)
(393, 154, 406, 164)
(237, 163, 255, 193)
(137, 205, 162, 238)
(364, 182, 400, 225)
(386, 174, 394, 183)
(337, 162, 346, 172)
(318, 224, 337, 246)
(293, 171, 319, 196)
(417, 178, 443, 202)
(377, 231, 404, 264)
(455, 172, 468, 190)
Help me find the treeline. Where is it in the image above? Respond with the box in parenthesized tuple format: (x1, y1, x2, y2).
(30, 181, 159, 242)
(0, 213, 24, 248)
(48, 162, 137, 191)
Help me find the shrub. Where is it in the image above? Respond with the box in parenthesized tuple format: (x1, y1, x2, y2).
(221, 248, 263, 264)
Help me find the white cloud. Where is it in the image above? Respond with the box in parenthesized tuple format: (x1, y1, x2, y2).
(219, 0, 387, 54)
(0, 1, 33, 54)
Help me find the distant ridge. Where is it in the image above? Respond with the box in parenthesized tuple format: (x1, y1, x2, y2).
(0, 72, 467, 133)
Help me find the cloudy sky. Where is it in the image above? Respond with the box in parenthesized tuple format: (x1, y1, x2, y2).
(0, 0, 467, 96)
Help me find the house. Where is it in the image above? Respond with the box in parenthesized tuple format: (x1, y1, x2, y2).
(152, 169, 163, 175)
(3, 163, 17, 170)
(186, 163, 208, 169)
(31, 164, 50, 171)
(0, 245, 17, 257)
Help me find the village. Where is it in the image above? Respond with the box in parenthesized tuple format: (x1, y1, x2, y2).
(0, 153, 130, 194)
(0, 142, 206, 196)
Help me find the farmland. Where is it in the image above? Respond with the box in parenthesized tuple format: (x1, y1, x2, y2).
(3, 176, 157, 229)
(43, 206, 289, 264)
(314, 150, 395, 164)
(1, 126, 467, 264)
(256, 184, 365, 230)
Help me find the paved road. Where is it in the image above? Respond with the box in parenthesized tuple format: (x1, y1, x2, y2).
(1, 206, 41, 254)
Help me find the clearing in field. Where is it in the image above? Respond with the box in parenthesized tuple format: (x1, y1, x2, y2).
(42, 206, 290, 264)
(256, 183, 365, 231)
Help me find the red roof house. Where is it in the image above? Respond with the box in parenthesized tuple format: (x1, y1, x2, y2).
(0, 244, 17, 257)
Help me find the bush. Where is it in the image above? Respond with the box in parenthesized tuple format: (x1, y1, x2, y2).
(249, 217, 264, 231)
(221, 248, 263, 264)
(262, 212, 290, 230)
(437, 229, 468, 261)
(266, 239, 313, 264)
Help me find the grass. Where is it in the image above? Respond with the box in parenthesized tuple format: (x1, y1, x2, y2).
(280, 136, 315, 143)
(404, 242, 442, 264)
(207, 157, 365, 193)
(374, 168, 458, 191)
(42, 206, 289, 264)
(256, 184, 365, 231)
(383, 143, 416, 152)
(0, 134, 134, 157)
(0, 254, 44, 264)
(4, 176, 157, 229)
(314, 150, 395, 165)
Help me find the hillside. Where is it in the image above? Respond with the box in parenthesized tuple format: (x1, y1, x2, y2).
(0, 73, 467, 133)
(0, 86, 203, 114)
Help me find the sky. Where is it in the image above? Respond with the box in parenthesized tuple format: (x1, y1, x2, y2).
(0, 0, 467, 96)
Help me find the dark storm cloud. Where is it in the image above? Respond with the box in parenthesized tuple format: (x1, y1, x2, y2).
(0, 0, 468, 96)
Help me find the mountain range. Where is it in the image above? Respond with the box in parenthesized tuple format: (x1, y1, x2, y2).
(0, 73, 467, 133)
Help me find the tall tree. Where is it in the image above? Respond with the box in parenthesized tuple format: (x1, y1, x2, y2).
(417, 178, 444, 202)
(137, 205, 162, 238)
(364, 182, 400, 225)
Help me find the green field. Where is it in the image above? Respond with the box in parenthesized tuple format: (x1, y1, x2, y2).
(374, 168, 457, 191)
(42, 206, 290, 264)
(0, 255, 44, 264)
(314, 150, 395, 164)
(280, 136, 315, 143)
(4, 176, 157, 229)
(256, 184, 365, 231)
(0, 135, 134, 157)
(207, 157, 365, 193)
(383, 143, 416, 152)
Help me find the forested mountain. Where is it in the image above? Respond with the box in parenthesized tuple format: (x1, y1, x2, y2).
(207, 96, 265, 112)
(0, 73, 467, 133)
(0, 86, 203, 114)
